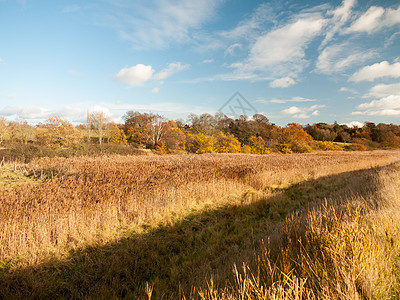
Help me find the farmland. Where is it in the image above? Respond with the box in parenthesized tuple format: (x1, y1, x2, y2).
(1, 150, 400, 298)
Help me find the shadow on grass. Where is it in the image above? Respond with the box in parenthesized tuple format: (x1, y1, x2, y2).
(0, 165, 385, 299)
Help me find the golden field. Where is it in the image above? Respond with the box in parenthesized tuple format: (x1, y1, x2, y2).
(1, 150, 400, 299)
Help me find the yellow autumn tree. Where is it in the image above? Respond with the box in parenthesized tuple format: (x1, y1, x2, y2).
(107, 122, 127, 145)
(37, 116, 82, 147)
(163, 120, 186, 151)
(281, 123, 313, 153)
(0, 117, 8, 144)
(185, 133, 215, 153)
(214, 132, 241, 153)
(247, 136, 269, 154)
(8, 120, 36, 144)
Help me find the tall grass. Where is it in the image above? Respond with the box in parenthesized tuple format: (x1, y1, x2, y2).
(201, 162, 400, 299)
(0, 150, 400, 298)
(1, 151, 399, 261)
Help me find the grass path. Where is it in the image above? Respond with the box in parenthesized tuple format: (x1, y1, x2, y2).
(0, 166, 36, 189)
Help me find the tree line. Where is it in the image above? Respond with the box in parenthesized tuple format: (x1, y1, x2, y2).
(1, 111, 400, 154)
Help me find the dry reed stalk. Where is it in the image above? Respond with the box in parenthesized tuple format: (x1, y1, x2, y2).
(0, 151, 399, 263)
(199, 160, 400, 299)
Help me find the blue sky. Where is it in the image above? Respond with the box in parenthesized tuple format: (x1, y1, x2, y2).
(0, 0, 399, 126)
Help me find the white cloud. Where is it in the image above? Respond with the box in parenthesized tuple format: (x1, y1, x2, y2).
(62, 106, 84, 118)
(115, 64, 154, 86)
(282, 106, 303, 115)
(353, 81, 400, 116)
(358, 95, 400, 110)
(151, 87, 160, 93)
(320, 0, 356, 48)
(0, 106, 52, 119)
(385, 5, 400, 27)
(341, 121, 364, 128)
(353, 95, 400, 116)
(7, 94, 17, 99)
(339, 87, 357, 94)
(224, 43, 241, 57)
(312, 110, 320, 116)
(315, 42, 375, 74)
(269, 77, 296, 88)
(220, 3, 276, 40)
(0, 99, 212, 124)
(225, 7, 327, 80)
(0, 58, 2, 63)
(104, 0, 222, 49)
(0, 105, 88, 122)
(154, 62, 190, 80)
(269, 97, 316, 104)
(346, 6, 384, 34)
(385, 32, 400, 47)
(88, 106, 113, 118)
(202, 59, 214, 64)
(243, 17, 326, 76)
(116, 62, 189, 87)
(281, 104, 325, 119)
(349, 61, 400, 82)
(368, 82, 400, 98)
(346, 5, 400, 34)
(194, 1, 400, 83)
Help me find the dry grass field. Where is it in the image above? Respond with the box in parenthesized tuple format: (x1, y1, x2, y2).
(1, 150, 400, 299)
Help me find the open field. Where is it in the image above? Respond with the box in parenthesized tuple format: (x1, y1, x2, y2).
(1, 150, 400, 298)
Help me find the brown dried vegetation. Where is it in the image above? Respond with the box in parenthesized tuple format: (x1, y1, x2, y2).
(1, 151, 400, 298)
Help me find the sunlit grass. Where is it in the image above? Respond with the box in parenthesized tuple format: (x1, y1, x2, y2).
(0, 150, 399, 298)
(0, 166, 37, 190)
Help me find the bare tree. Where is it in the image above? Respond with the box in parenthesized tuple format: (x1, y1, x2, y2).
(89, 111, 109, 145)
(149, 114, 169, 147)
(123, 111, 169, 148)
(86, 111, 91, 143)
(0, 117, 8, 144)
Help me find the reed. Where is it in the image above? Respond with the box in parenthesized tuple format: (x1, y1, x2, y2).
(0, 150, 400, 298)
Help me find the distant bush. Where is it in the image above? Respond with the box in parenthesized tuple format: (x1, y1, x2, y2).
(185, 133, 215, 153)
(246, 136, 270, 154)
(241, 144, 252, 154)
(214, 132, 241, 153)
(290, 141, 313, 153)
(345, 144, 367, 151)
(0, 143, 148, 162)
(0, 144, 61, 162)
(315, 141, 343, 151)
(279, 144, 293, 154)
(279, 141, 313, 153)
